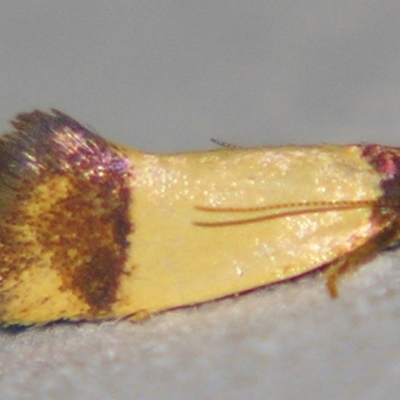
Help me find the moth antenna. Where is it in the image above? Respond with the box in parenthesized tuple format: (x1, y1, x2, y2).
(193, 202, 379, 227)
(194, 199, 381, 213)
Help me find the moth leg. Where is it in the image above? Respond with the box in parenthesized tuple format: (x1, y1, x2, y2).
(210, 138, 239, 148)
(128, 309, 151, 322)
(325, 221, 399, 298)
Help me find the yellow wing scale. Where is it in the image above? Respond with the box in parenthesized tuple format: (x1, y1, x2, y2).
(112, 145, 391, 318)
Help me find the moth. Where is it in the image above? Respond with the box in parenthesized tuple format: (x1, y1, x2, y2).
(0, 109, 398, 325)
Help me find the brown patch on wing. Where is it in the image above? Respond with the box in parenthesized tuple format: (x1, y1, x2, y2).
(0, 110, 133, 321)
(35, 171, 131, 315)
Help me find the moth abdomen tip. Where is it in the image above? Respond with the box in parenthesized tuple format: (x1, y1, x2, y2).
(0, 110, 134, 325)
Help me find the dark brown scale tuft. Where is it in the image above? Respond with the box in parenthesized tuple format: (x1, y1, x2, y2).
(361, 144, 400, 249)
(0, 110, 133, 318)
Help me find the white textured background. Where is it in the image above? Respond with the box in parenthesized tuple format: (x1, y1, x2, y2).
(1, 2, 400, 399)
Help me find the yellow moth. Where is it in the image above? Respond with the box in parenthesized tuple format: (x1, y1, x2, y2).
(0, 109, 399, 325)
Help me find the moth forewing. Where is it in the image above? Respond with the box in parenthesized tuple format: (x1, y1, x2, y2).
(0, 110, 399, 325)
